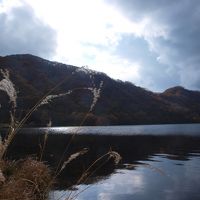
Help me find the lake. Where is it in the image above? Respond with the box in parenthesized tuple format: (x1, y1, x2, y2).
(49, 153, 200, 200)
(18, 123, 200, 136)
(2, 124, 200, 200)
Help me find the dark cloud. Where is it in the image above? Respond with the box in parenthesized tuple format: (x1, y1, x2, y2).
(0, 2, 57, 59)
(107, 0, 174, 22)
(114, 34, 179, 90)
(106, 0, 200, 90)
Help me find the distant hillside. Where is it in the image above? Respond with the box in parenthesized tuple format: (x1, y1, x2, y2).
(0, 54, 200, 126)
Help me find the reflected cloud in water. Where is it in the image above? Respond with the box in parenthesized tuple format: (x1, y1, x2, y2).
(3, 124, 200, 200)
(49, 154, 200, 200)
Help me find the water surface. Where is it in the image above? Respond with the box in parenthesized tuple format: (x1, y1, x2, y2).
(49, 152, 200, 200)
(19, 123, 200, 136)
(47, 124, 200, 200)
(2, 124, 200, 200)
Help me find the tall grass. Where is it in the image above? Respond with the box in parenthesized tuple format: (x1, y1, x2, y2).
(0, 67, 121, 200)
(0, 158, 51, 200)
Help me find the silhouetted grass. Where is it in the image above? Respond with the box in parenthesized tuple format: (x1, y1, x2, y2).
(0, 67, 121, 200)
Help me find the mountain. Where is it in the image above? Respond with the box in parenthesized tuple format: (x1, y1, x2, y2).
(0, 54, 200, 126)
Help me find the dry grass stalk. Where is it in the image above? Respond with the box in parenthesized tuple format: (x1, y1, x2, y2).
(0, 68, 17, 159)
(0, 169, 5, 184)
(65, 150, 121, 200)
(39, 119, 52, 161)
(59, 148, 89, 173)
(77, 150, 121, 184)
(0, 67, 104, 160)
(54, 79, 104, 176)
(0, 68, 74, 159)
(0, 67, 120, 200)
(108, 150, 122, 165)
(0, 69, 17, 109)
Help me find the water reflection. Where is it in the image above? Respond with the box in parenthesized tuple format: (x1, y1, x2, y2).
(22, 123, 200, 136)
(50, 153, 200, 200)
(2, 124, 200, 199)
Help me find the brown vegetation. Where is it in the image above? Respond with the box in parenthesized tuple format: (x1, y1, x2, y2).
(1, 54, 200, 127)
(0, 158, 52, 200)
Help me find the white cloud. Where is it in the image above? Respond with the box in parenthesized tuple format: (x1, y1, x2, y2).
(2, 0, 199, 91)
(0, 0, 57, 58)
(20, 0, 146, 86)
(0, 0, 160, 90)
(106, 0, 200, 90)
(95, 54, 141, 82)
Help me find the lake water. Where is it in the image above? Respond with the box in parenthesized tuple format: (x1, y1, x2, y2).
(47, 124, 200, 200)
(22, 123, 200, 136)
(2, 124, 200, 200)
(49, 152, 200, 200)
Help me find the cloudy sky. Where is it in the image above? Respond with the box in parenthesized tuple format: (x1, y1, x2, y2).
(0, 0, 200, 91)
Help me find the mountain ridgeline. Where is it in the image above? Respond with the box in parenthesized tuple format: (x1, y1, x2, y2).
(0, 54, 200, 126)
